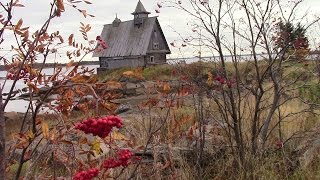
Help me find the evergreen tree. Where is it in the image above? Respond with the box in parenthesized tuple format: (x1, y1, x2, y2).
(275, 20, 309, 60)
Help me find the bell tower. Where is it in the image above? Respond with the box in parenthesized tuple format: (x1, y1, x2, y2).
(132, 0, 150, 26)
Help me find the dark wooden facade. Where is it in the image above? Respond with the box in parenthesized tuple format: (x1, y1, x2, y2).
(93, 1, 171, 70)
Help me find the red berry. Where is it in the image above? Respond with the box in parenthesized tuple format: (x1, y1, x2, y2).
(75, 116, 123, 138)
(73, 168, 99, 180)
(103, 149, 134, 169)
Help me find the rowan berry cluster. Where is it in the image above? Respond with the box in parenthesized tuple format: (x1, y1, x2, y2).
(103, 149, 133, 169)
(6, 68, 35, 81)
(214, 76, 235, 88)
(214, 76, 226, 84)
(73, 168, 99, 180)
(75, 116, 123, 138)
(96, 36, 108, 49)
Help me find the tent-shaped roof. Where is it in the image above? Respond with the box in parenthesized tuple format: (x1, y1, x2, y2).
(132, 0, 150, 15)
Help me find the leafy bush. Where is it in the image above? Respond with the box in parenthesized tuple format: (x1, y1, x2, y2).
(299, 83, 320, 104)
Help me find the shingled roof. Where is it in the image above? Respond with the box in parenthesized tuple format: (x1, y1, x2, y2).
(93, 17, 170, 57)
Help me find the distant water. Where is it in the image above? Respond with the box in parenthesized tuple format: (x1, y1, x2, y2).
(167, 54, 268, 64)
(1, 65, 99, 112)
(168, 53, 319, 64)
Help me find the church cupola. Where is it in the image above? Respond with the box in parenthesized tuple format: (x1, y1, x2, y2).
(132, 0, 150, 26)
(112, 14, 121, 27)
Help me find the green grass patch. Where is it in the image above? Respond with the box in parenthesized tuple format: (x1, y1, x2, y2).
(142, 65, 174, 80)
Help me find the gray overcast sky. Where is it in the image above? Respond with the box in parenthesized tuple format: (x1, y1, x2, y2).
(3, 0, 320, 62)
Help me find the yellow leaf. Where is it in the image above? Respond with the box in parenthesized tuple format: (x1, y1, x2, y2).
(41, 121, 50, 139)
(112, 131, 128, 141)
(50, 128, 56, 141)
(26, 130, 34, 140)
(29, 68, 39, 76)
(91, 138, 102, 155)
(207, 72, 213, 86)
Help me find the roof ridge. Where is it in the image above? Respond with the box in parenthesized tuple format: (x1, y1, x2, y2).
(104, 16, 158, 26)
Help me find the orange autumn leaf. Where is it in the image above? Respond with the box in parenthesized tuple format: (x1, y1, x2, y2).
(22, 30, 29, 41)
(99, 101, 118, 112)
(41, 121, 50, 139)
(70, 74, 88, 83)
(50, 67, 62, 81)
(77, 103, 89, 113)
(15, 18, 23, 30)
(37, 74, 43, 85)
(163, 82, 171, 93)
(27, 82, 39, 94)
(56, 0, 65, 12)
(68, 34, 74, 46)
(75, 86, 86, 96)
(79, 137, 88, 145)
(13, 0, 25, 7)
(15, 139, 28, 149)
(122, 71, 135, 77)
(122, 69, 144, 79)
(66, 60, 74, 69)
(143, 97, 159, 107)
(178, 86, 190, 97)
(105, 81, 123, 90)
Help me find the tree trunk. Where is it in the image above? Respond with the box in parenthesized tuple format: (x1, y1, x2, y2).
(0, 87, 6, 180)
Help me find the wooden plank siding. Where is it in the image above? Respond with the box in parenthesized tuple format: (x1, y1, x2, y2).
(99, 56, 145, 69)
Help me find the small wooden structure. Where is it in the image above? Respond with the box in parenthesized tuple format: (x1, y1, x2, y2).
(93, 0, 171, 71)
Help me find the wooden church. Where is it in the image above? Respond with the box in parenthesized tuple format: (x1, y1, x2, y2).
(93, 0, 171, 70)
